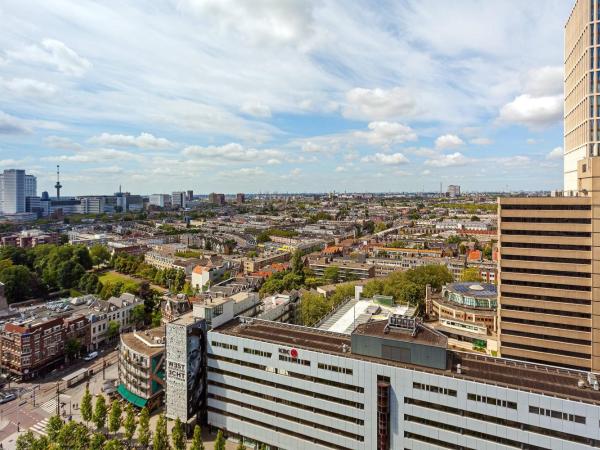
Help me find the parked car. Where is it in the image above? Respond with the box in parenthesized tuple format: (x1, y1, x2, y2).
(83, 351, 98, 361)
(0, 392, 16, 404)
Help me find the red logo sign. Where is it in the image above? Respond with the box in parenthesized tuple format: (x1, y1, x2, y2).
(290, 348, 298, 358)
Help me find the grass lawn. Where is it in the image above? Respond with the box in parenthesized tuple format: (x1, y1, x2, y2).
(99, 271, 141, 290)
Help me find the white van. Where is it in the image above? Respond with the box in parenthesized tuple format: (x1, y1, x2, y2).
(83, 351, 98, 361)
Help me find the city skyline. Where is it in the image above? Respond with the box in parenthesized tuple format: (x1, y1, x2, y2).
(1, 1, 569, 195)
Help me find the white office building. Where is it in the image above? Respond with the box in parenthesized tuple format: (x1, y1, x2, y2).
(149, 194, 172, 208)
(206, 317, 600, 450)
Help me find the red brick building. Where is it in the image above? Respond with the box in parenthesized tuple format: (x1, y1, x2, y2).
(0, 313, 90, 380)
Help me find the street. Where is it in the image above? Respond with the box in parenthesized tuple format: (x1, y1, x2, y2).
(0, 349, 119, 449)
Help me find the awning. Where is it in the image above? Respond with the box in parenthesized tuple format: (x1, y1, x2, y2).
(117, 383, 148, 408)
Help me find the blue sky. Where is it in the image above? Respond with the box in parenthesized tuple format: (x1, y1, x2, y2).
(0, 0, 571, 195)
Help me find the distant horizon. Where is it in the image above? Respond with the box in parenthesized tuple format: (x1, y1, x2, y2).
(1, 1, 569, 194)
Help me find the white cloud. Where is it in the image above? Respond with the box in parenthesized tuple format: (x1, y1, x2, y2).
(0, 77, 57, 98)
(343, 87, 416, 120)
(435, 134, 464, 150)
(361, 152, 409, 165)
(354, 121, 417, 147)
(499, 94, 562, 128)
(182, 143, 282, 161)
(266, 158, 281, 165)
(42, 148, 142, 163)
(524, 66, 563, 97)
(88, 132, 175, 150)
(222, 167, 266, 177)
(44, 136, 83, 151)
(470, 137, 492, 145)
(421, 169, 431, 175)
(176, 0, 315, 46)
(494, 155, 531, 167)
(546, 146, 563, 160)
(240, 101, 272, 118)
(8, 39, 91, 76)
(335, 166, 347, 172)
(302, 141, 328, 153)
(425, 152, 473, 167)
(0, 111, 31, 134)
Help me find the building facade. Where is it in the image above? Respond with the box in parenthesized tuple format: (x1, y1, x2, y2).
(206, 317, 600, 450)
(118, 327, 166, 411)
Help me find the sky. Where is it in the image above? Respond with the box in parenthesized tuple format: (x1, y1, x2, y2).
(0, 0, 572, 195)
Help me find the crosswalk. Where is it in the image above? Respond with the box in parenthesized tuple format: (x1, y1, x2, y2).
(39, 398, 58, 415)
(30, 417, 49, 436)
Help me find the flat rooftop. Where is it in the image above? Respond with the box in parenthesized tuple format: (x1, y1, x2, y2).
(214, 318, 600, 406)
(121, 326, 165, 356)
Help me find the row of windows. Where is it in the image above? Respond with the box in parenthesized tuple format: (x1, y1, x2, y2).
(211, 341, 238, 351)
(404, 415, 548, 450)
(502, 242, 591, 251)
(208, 379, 364, 425)
(501, 229, 591, 237)
(467, 393, 517, 410)
(243, 348, 272, 358)
(502, 279, 591, 292)
(208, 366, 364, 409)
(501, 204, 590, 210)
(501, 328, 591, 346)
(209, 394, 364, 442)
(529, 406, 586, 424)
(279, 355, 310, 366)
(317, 362, 353, 375)
(404, 397, 597, 447)
(209, 354, 365, 394)
(404, 431, 475, 450)
(502, 266, 591, 279)
(501, 254, 591, 265)
(501, 217, 591, 224)
(502, 316, 592, 332)
(208, 407, 352, 450)
(501, 341, 591, 360)
(412, 382, 456, 397)
(500, 290, 591, 305)
(502, 304, 592, 318)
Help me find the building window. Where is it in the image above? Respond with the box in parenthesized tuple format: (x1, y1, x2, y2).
(467, 393, 517, 409)
(279, 355, 310, 366)
(529, 406, 586, 424)
(243, 348, 272, 358)
(211, 341, 238, 351)
(413, 382, 457, 397)
(317, 362, 353, 375)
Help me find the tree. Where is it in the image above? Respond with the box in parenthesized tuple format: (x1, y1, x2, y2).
(81, 386, 93, 425)
(104, 440, 124, 450)
(46, 415, 64, 441)
(65, 338, 82, 361)
(214, 430, 226, 450)
(108, 399, 122, 435)
(151, 310, 162, 327)
(0, 265, 34, 302)
(190, 424, 204, 450)
(123, 403, 137, 443)
(107, 320, 120, 340)
(461, 267, 483, 282)
(171, 417, 185, 450)
(131, 303, 146, 326)
(291, 250, 304, 277)
(236, 442, 247, 450)
(16, 431, 46, 450)
(79, 272, 102, 294)
(56, 259, 86, 289)
(56, 421, 90, 450)
(90, 433, 106, 450)
(323, 266, 340, 283)
(93, 395, 108, 431)
(152, 413, 169, 450)
(299, 291, 331, 327)
(90, 244, 111, 266)
(138, 407, 151, 448)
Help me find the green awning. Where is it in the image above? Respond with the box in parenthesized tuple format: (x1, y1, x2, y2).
(117, 383, 148, 408)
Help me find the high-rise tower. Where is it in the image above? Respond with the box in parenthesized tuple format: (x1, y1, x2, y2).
(54, 165, 62, 199)
(564, 0, 598, 192)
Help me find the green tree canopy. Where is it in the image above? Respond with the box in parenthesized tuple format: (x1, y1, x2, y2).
(81, 386, 93, 424)
(171, 417, 185, 450)
(123, 403, 137, 442)
(152, 414, 169, 450)
(108, 399, 122, 435)
(93, 395, 108, 431)
(138, 407, 151, 448)
(190, 424, 205, 450)
(461, 267, 483, 282)
(214, 430, 226, 450)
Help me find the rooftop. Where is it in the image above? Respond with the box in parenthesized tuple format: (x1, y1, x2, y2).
(214, 317, 600, 406)
(444, 282, 496, 299)
(121, 326, 165, 356)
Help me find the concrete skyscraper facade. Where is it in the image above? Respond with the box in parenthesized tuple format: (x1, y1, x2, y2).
(564, 0, 599, 192)
(0, 169, 26, 214)
(498, 0, 600, 372)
